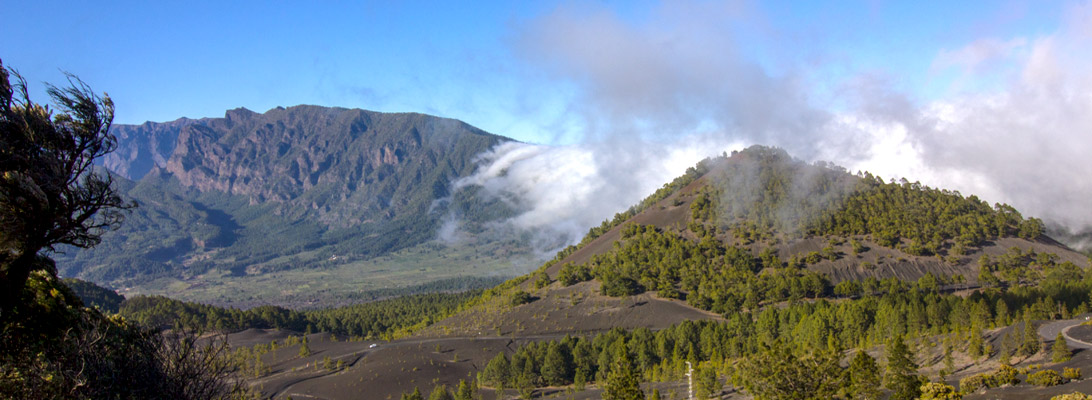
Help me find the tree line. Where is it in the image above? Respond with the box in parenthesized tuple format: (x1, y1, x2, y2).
(120, 290, 482, 339)
(482, 263, 1092, 398)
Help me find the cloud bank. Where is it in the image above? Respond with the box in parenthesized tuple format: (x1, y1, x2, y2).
(452, 1, 1092, 253)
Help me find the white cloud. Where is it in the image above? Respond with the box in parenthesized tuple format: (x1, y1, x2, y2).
(451, 136, 743, 255)
(453, 0, 1092, 253)
(931, 37, 1028, 73)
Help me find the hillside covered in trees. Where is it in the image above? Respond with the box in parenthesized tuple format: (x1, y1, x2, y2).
(375, 146, 1092, 400)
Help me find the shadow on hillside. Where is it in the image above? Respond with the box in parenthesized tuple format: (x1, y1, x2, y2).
(189, 201, 240, 247)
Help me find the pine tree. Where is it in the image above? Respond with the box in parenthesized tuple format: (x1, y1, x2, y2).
(402, 387, 424, 400)
(604, 339, 645, 400)
(845, 351, 882, 400)
(885, 336, 922, 400)
(428, 385, 454, 400)
(299, 337, 312, 357)
(1020, 319, 1041, 357)
(968, 330, 985, 361)
(695, 363, 720, 399)
(941, 337, 955, 378)
(1053, 333, 1072, 363)
(454, 380, 474, 400)
(740, 340, 842, 400)
(994, 300, 1011, 327)
(483, 353, 512, 388)
(649, 388, 662, 400)
(541, 341, 573, 386)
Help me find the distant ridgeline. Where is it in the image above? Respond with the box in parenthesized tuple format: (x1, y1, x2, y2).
(56, 106, 523, 295)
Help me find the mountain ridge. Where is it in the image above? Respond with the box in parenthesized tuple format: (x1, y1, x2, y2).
(427, 146, 1089, 337)
(60, 105, 531, 306)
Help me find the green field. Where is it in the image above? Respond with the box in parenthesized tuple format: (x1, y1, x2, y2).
(116, 239, 535, 308)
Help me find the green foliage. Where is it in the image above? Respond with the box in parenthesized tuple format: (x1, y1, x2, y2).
(991, 364, 1020, 387)
(1063, 367, 1082, 380)
(694, 362, 721, 399)
(884, 336, 923, 400)
(0, 63, 134, 312)
(958, 364, 1021, 393)
(557, 262, 592, 286)
(1052, 393, 1092, 400)
(454, 380, 474, 400)
(56, 106, 523, 300)
(590, 224, 827, 314)
(533, 271, 551, 289)
(691, 147, 858, 241)
(482, 353, 512, 388)
(850, 239, 867, 255)
(834, 280, 863, 298)
(814, 175, 1036, 253)
(1021, 319, 1042, 357)
(541, 341, 573, 386)
(298, 338, 311, 357)
(649, 388, 661, 400)
(401, 387, 424, 400)
(62, 278, 124, 313)
(740, 340, 843, 400)
(0, 271, 249, 399)
(1053, 332, 1072, 362)
(580, 157, 716, 247)
(509, 291, 534, 306)
(844, 351, 882, 400)
(603, 340, 645, 400)
(120, 290, 480, 338)
(918, 382, 962, 400)
(0, 65, 248, 400)
(967, 329, 986, 360)
(428, 385, 453, 400)
(481, 269, 1092, 398)
(958, 373, 992, 393)
(1027, 369, 1064, 387)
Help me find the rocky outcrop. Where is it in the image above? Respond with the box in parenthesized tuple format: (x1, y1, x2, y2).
(119, 105, 507, 228)
(102, 117, 202, 180)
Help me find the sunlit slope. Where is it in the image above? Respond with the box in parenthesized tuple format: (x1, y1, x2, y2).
(57, 106, 530, 306)
(430, 146, 1088, 336)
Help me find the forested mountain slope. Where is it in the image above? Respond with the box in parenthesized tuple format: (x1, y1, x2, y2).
(431, 145, 1088, 336)
(214, 146, 1092, 400)
(56, 106, 528, 306)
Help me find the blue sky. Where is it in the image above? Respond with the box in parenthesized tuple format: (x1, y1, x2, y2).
(0, 0, 1065, 143)
(5, 0, 1092, 233)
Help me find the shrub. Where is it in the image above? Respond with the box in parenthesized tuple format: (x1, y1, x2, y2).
(1063, 367, 1082, 380)
(1027, 369, 1064, 387)
(991, 364, 1019, 387)
(557, 263, 592, 286)
(533, 272, 551, 289)
(509, 291, 534, 306)
(958, 373, 992, 393)
(1052, 393, 1092, 400)
(959, 364, 1022, 394)
(918, 382, 962, 399)
(601, 277, 643, 297)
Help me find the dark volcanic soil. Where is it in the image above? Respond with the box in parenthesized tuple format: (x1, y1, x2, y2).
(239, 160, 1092, 399)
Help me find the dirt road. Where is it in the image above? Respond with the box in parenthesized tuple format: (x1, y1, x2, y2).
(1039, 318, 1092, 349)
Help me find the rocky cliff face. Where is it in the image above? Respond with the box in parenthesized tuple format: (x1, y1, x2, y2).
(61, 106, 523, 292)
(115, 105, 509, 227)
(102, 117, 201, 180)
